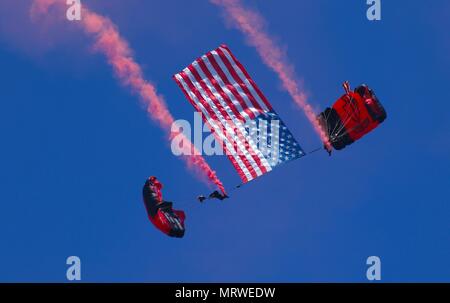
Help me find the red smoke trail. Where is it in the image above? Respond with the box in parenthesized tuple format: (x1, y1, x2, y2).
(31, 0, 226, 194)
(211, 0, 331, 149)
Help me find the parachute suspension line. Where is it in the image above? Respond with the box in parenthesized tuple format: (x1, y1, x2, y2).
(319, 106, 348, 151)
(333, 96, 358, 137)
(323, 109, 332, 143)
(322, 107, 341, 146)
(329, 101, 349, 138)
(329, 95, 357, 142)
(331, 131, 353, 142)
(333, 110, 353, 140)
(306, 146, 324, 155)
(322, 82, 361, 148)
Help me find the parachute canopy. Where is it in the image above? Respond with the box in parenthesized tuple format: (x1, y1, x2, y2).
(142, 177, 186, 238)
(317, 83, 387, 151)
(174, 44, 305, 184)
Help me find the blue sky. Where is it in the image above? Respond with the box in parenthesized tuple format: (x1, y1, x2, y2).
(0, 0, 449, 282)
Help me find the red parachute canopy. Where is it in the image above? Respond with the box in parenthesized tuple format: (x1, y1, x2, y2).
(142, 177, 186, 238)
(317, 82, 387, 151)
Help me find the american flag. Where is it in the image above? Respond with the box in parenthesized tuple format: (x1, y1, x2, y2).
(174, 44, 305, 183)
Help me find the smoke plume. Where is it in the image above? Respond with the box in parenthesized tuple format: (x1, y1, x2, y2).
(31, 0, 226, 193)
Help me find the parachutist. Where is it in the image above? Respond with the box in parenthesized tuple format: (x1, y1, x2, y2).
(209, 190, 229, 200)
(198, 190, 229, 203)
